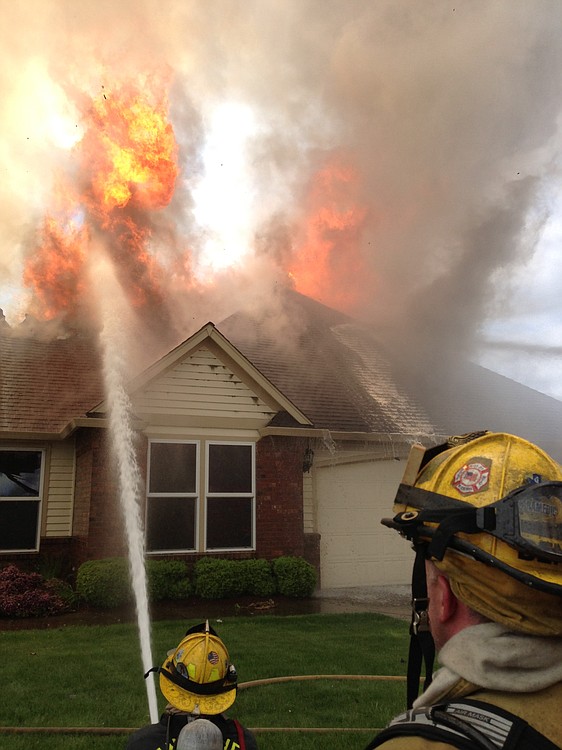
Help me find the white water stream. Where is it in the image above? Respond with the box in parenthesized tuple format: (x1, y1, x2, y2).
(96, 260, 159, 723)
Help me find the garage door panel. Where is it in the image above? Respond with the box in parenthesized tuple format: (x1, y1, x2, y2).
(317, 458, 412, 587)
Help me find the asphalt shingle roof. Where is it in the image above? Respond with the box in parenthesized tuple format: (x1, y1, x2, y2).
(0, 326, 104, 434)
(219, 290, 440, 435)
(2, 292, 562, 461)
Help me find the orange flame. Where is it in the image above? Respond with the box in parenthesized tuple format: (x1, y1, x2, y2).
(23, 76, 179, 323)
(288, 155, 372, 313)
(83, 83, 178, 219)
(23, 209, 87, 321)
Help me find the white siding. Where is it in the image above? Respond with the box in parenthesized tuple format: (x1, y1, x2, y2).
(316, 457, 412, 587)
(133, 347, 276, 423)
(45, 439, 75, 537)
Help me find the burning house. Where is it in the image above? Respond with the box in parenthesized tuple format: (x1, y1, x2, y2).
(2, 289, 562, 588)
(3, 5, 562, 591)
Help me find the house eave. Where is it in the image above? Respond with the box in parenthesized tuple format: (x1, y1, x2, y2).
(0, 417, 110, 442)
(258, 426, 446, 443)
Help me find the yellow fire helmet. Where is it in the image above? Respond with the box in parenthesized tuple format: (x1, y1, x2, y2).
(156, 622, 238, 715)
(385, 431, 562, 598)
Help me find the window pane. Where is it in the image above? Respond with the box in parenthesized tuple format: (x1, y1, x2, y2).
(149, 443, 196, 493)
(146, 497, 195, 552)
(0, 451, 41, 497)
(208, 444, 252, 493)
(206, 497, 252, 549)
(0, 501, 39, 550)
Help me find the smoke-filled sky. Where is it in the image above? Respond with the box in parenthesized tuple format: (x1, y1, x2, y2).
(1, 0, 562, 398)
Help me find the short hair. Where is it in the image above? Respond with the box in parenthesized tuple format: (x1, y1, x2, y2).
(177, 719, 223, 750)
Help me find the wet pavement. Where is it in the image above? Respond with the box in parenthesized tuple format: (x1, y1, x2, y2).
(316, 585, 410, 619)
(0, 585, 411, 630)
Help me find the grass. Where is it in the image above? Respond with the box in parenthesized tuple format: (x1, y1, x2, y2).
(0, 612, 410, 749)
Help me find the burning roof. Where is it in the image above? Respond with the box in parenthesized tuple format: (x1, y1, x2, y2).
(2, 290, 562, 461)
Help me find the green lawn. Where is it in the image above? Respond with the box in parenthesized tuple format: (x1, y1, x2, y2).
(0, 612, 410, 749)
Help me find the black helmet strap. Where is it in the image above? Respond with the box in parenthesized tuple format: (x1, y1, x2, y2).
(144, 663, 237, 696)
(406, 544, 435, 709)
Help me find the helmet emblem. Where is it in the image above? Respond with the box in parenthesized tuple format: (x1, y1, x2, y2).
(452, 459, 491, 495)
(208, 650, 219, 665)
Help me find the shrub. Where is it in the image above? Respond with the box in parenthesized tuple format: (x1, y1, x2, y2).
(272, 556, 317, 597)
(238, 559, 277, 597)
(0, 564, 67, 618)
(146, 559, 191, 601)
(194, 558, 239, 599)
(76, 558, 132, 609)
(194, 557, 277, 598)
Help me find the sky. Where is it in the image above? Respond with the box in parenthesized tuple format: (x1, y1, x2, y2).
(1, 0, 562, 399)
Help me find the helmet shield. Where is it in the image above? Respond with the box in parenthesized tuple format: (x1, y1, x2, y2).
(391, 480, 562, 568)
(503, 483, 562, 562)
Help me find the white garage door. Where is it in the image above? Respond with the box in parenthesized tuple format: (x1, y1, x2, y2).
(316, 458, 413, 588)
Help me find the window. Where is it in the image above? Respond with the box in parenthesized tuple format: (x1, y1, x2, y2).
(0, 449, 43, 552)
(146, 442, 198, 553)
(206, 443, 254, 550)
(146, 440, 255, 553)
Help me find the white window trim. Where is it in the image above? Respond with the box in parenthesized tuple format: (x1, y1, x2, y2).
(0, 447, 45, 554)
(146, 439, 200, 555)
(146, 439, 256, 554)
(204, 441, 256, 553)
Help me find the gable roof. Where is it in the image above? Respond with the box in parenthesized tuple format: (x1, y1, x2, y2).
(90, 322, 311, 428)
(219, 290, 440, 437)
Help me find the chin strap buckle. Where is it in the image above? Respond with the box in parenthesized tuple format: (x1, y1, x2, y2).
(411, 598, 430, 635)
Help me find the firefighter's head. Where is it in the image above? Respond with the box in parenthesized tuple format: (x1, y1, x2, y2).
(157, 622, 238, 714)
(384, 431, 562, 636)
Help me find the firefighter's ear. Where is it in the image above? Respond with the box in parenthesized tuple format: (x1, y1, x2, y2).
(436, 575, 457, 623)
(430, 575, 459, 624)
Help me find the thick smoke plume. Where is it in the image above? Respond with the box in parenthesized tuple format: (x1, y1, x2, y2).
(1, 1, 562, 386)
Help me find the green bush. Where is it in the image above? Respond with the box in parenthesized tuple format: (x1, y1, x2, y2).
(238, 559, 277, 597)
(76, 555, 316, 607)
(194, 557, 277, 599)
(76, 558, 132, 609)
(273, 556, 317, 597)
(146, 559, 191, 601)
(194, 557, 239, 598)
(195, 557, 277, 598)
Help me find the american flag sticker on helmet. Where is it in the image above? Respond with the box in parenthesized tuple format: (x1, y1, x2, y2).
(208, 650, 219, 664)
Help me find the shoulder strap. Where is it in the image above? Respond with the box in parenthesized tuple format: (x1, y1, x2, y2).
(441, 699, 561, 750)
(365, 705, 485, 750)
(233, 718, 246, 750)
(365, 699, 561, 750)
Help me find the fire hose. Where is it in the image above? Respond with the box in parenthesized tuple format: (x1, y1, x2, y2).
(0, 674, 405, 735)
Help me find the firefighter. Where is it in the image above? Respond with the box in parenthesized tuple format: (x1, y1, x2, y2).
(126, 621, 257, 750)
(367, 431, 562, 749)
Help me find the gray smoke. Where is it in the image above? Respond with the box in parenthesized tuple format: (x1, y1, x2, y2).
(1, 0, 562, 385)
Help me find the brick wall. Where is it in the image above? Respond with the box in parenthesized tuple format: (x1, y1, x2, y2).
(255, 435, 307, 559)
(67, 430, 319, 577)
(75, 427, 124, 560)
